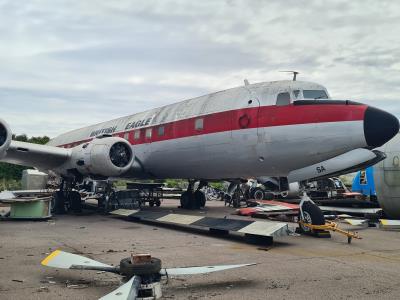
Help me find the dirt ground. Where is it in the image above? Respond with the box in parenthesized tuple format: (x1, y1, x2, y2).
(1, 199, 400, 300)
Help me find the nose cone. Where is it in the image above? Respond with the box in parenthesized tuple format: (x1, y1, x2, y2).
(364, 106, 399, 148)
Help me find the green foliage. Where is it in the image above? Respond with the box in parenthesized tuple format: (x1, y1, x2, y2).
(0, 178, 21, 191)
(0, 134, 50, 181)
(209, 182, 224, 190)
(164, 179, 186, 189)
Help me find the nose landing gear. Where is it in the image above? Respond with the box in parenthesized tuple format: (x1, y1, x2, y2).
(297, 193, 362, 243)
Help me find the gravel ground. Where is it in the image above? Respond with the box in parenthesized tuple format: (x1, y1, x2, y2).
(1, 200, 400, 300)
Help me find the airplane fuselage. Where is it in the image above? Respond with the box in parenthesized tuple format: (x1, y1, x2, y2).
(45, 80, 395, 180)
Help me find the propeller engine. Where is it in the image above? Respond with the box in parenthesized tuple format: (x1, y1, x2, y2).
(72, 137, 134, 177)
(0, 119, 12, 159)
(41, 250, 256, 300)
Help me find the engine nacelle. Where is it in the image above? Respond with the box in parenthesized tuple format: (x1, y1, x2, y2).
(72, 137, 134, 177)
(0, 119, 12, 158)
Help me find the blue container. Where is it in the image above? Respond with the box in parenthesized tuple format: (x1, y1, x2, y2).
(352, 166, 376, 196)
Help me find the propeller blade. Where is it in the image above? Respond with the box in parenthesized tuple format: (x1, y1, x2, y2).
(160, 263, 257, 276)
(100, 275, 141, 300)
(41, 250, 114, 271)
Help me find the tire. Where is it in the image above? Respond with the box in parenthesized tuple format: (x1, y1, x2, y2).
(155, 200, 161, 207)
(194, 190, 206, 208)
(299, 201, 325, 232)
(264, 192, 275, 200)
(120, 257, 162, 277)
(149, 201, 154, 207)
(180, 191, 191, 209)
(53, 191, 66, 214)
(232, 197, 240, 208)
(69, 191, 82, 213)
(252, 187, 265, 201)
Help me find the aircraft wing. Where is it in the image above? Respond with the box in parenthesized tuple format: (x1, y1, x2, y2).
(0, 118, 135, 178)
(1, 140, 71, 171)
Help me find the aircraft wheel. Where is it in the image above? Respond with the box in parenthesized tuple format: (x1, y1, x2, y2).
(251, 187, 265, 201)
(299, 201, 325, 233)
(52, 191, 66, 215)
(194, 190, 206, 208)
(120, 257, 162, 277)
(155, 200, 161, 207)
(180, 191, 191, 209)
(69, 191, 82, 213)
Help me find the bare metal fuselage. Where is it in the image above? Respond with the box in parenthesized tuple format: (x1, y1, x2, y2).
(46, 80, 373, 180)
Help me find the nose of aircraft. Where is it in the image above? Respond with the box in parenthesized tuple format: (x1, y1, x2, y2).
(364, 106, 399, 148)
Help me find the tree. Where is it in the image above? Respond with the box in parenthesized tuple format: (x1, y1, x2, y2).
(0, 134, 50, 180)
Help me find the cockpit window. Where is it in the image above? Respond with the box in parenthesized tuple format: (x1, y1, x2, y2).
(303, 90, 328, 99)
(293, 90, 300, 99)
(276, 92, 291, 106)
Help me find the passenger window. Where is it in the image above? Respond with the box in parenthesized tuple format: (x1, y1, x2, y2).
(124, 132, 129, 140)
(158, 126, 165, 136)
(134, 130, 140, 140)
(145, 128, 152, 139)
(195, 118, 204, 130)
(276, 92, 291, 106)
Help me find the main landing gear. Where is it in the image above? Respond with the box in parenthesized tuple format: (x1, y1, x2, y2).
(180, 180, 207, 209)
(52, 179, 82, 214)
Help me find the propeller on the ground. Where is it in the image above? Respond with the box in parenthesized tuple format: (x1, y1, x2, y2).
(41, 250, 257, 300)
(41, 250, 118, 273)
(161, 263, 257, 275)
(99, 275, 141, 300)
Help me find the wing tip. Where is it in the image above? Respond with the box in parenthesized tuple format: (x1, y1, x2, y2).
(41, 249, 61, 266)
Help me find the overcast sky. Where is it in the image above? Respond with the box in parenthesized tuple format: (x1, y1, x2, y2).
(1, 0, 400, 137)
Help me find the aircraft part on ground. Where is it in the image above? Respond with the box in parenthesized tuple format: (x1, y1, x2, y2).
(99, 275, 141, 300)
(41, 250, 113, 269)
(41, 250, 256, 300)
(160, 263, 257, 276)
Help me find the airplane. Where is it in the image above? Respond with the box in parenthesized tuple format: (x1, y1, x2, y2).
(369, 133, 400, 219)
(0, 78, 398, 223)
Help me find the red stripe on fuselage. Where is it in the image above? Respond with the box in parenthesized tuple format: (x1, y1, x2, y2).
(58, 104, 367, 148)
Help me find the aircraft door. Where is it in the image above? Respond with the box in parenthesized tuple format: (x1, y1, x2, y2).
(231, 87, 261, 147)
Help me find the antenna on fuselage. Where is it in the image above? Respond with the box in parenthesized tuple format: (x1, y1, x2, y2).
(244, 79, 250, 86)
(280, 70, 299, 81)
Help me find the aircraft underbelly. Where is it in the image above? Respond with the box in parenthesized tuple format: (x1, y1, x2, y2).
(133, 120, 364, 179)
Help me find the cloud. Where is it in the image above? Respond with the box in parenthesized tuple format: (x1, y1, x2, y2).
(1, 0, 400, 137)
